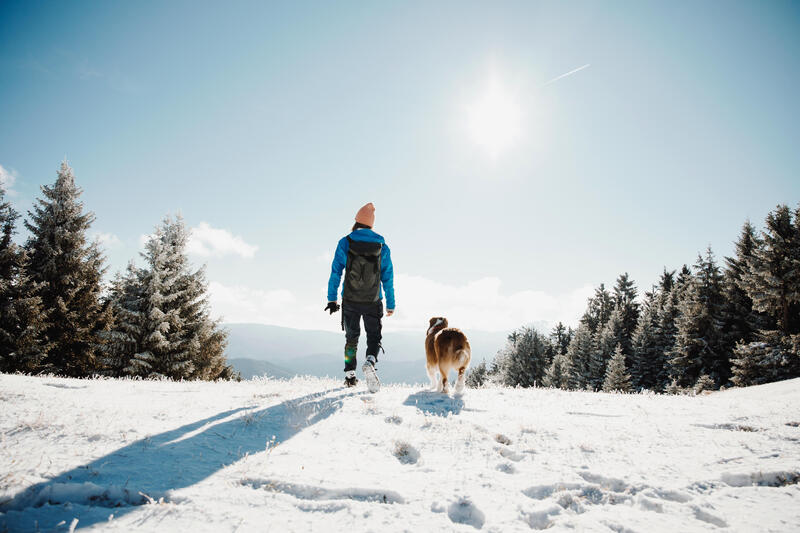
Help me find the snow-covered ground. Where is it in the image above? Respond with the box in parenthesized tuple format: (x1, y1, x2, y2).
(1, 373, 799, 532)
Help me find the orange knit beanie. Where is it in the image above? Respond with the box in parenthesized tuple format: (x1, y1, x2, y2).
(355, 202, 375, 227)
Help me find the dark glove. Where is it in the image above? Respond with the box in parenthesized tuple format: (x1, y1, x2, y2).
(324, 301, 340, 314)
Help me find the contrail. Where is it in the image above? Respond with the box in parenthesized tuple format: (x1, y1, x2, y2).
(543, 64, 590, 86)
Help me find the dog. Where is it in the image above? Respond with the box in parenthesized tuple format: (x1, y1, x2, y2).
(425, 317, 471, 394)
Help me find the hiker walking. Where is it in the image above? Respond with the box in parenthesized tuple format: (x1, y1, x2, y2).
(325, 203, 395, 392)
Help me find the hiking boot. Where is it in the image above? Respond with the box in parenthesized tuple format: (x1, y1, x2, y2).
(362, 356, 380, 393)
(344, 375, 358, 387)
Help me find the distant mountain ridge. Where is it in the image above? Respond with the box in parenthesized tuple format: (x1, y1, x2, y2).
(224, 323, 514, 384)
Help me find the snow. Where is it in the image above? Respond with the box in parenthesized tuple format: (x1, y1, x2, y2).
(1, 374, 799, 532)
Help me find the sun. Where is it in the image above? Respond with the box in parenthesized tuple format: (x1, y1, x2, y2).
(466, 77, 522, 159)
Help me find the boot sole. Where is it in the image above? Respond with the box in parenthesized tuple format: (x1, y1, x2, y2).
(362, 363, 380, 393)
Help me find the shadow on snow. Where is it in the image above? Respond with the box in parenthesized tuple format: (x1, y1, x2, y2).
(403, 390, 465, 416)
(0, 387, 361, 531)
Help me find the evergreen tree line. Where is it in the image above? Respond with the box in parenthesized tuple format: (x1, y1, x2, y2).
(470, 203, 800, 393)
(0, 161, 235, 380)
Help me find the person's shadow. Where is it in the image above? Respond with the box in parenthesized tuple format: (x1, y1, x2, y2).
(1, 387, 361, 531)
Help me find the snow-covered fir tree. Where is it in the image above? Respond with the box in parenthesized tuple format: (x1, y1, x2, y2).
(630, 295, 663, 391)
(122, 215, 232, 380)
(0, 187, 48, 372)
(668, 248, 727, 388)
(564, 323, 593, 389)
(589, 306, 625, 389)
(654, 278, 680, 390)
(730, 332, 792, 387)
(675, 264, 693, 294)
(498, 327, 551, 387)
(581, 283, 614, 333)
(612, 272, 640, 359)
(658, 268, 675, 293)
(23, 162, 111, 376)
(722, 222, 765, 347)
(465, 360, 488, 388)
(602, 344, 632, 392)
(732, 204, 800, 384)
(549, 322, 572, 356)
(543, 350, 571, 389)
(102, 262, 146, 376)
(192, 315, 235, 380)
(741, 205, 800, 337)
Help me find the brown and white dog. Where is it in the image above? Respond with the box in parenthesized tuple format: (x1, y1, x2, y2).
(425, 317, 471, 394)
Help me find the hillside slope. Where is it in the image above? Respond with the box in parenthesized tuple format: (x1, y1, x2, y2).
(1, 374, 799, 532)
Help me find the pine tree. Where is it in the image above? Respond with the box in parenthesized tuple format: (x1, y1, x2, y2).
(102, 263, 146, 376)
(731, 205, 800, 385)
(543, 350, 571, 389)
(722, 222, 764, 349)
(733, 330, 798, 386)
(132, 215, 230, 380)
(23, 162, 111, 376)
(668, 248, 727, 387)
(191, 312, 233, 380)
(581, 284, 614, 333)
(0, 187, 48, 372)
(564, 323, 593, 389)
(466, 360, 488, 388)
(602, 344, 631, 392)
(134, 217, 193, 378)
(613, 272, 640, 358)
(654, 279, 680, 390)
(741, 205, 800, 337)
(500, 327, 551, 387)
(693, 374, 715, 394)
(589, 306, 624, 389)
(630, 296, 662, 390)
(549, 322, 570, 355)
(659, 268, 675, 293)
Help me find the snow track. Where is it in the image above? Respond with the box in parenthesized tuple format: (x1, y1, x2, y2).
(1, 374, 799, 532)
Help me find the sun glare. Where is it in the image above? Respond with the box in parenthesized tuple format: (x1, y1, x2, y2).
(466, 77, 522, 159)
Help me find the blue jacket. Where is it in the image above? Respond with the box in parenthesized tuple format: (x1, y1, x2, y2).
(328, 229, 395, 310)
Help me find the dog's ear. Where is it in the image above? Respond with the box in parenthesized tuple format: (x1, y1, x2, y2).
(441, 317, 448, 328)
(429, 317, 438, 327)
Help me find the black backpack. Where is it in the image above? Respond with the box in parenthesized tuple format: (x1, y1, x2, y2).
(343, 237, 382, 303)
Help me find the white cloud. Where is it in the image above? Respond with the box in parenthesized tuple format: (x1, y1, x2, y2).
(93, 232, 122, 249)
(207, 282, 308, 327)
(207, 275, 594, 333)
(187, 222, 258, 258)
(388, 274, 593, 332)
(0, 164, 19, 196)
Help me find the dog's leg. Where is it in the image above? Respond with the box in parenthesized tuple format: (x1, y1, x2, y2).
(427, 366, 438, 390)
(454, 367, 467, 394)
(439, 366, 449, 394)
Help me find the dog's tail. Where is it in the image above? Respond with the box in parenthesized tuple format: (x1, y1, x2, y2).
(456, 348, 471, 366)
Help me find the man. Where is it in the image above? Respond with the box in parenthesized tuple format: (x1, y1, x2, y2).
(325, 202, 395, 392)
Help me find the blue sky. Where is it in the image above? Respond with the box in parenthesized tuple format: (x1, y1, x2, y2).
(1, 1, 798, 332)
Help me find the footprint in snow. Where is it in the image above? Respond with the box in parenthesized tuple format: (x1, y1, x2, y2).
(496, 462, 516, 474)
(385, 415, 403, 425)
(692, 506, 728, 528)
(447, 497, 485, 529)
(497, 446, 524, 462)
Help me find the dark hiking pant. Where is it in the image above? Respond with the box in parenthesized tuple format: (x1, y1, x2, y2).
(342, 300, 383, 372)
